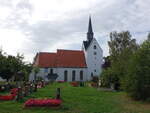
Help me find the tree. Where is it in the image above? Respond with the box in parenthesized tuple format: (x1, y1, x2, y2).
(124, 39, 150, 100)
(22, 63, 33, 81)
(0, 51, 33, 82)
(101, 31, 138, 89)
(33, 66, 40, 82)
(9, 54, 24, 80)
(0, 54, 13, 81)
(102, 56, 111, 69)
(148, 32, 150, 41)
(0, 54, 23, 81)
(108, 31, 138, 62)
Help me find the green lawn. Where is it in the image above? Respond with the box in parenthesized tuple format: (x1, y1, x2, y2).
(0, 82, 150, 113)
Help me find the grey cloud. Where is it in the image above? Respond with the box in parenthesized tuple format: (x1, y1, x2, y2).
(1, 0, 150, 62)
(20, 0, 150, 58)
(0, 0, 33, 29)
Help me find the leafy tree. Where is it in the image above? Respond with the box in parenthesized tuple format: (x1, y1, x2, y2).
(22, 63, 33, 81)
(33, 66, 40, 82)
(148, 32, 150, 41)
(0, 54, 13, 81)
(101, 31, 138, 89)
(0, 51, 33, 81)
(102, 56, 111, 69)
(124, 39, 150, 100)
(109, 31, 138, 85)
(108, 31, 138, 62)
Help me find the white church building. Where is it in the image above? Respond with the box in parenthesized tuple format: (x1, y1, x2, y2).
(29, 17, 103, 81)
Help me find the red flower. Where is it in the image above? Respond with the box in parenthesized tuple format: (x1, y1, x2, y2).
(0, 94, 16, 100)
(10, 88, 18, 95)
(24, 99, 62, 107)
(70, 82, 79, 87)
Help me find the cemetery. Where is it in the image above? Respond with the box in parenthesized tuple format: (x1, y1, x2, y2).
(0, 9, 149, 113)
(0, 80, 150, 113)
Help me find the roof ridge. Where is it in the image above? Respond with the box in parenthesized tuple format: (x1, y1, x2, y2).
(39, 52, 56, 54)
(57, 49, 83, 52)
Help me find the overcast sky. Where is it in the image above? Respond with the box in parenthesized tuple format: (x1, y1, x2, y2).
(0, 0, 149, 62)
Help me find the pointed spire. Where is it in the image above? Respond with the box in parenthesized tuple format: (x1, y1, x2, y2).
(87, 16, 94, 42)
(88, 16, 93, 34)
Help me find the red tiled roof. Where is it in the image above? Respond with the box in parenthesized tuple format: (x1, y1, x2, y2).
(34, 50, 87, 68)
(34, 52, 57, 68)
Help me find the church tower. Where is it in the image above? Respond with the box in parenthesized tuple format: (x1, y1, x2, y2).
(82, 16, 103, 80)
(87, 16, 94, 42)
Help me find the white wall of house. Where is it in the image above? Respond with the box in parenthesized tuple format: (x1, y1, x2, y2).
(29, 67, 87, 82)
(83, 38, 103, 80)
(56, 68, 87, 81)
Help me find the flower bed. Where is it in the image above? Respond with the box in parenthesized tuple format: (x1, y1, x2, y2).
(70, 82, 79, 87)
(10, 88, 18, 95)
(24, 99, 62, 107)
(0, 94, 16, 100)
(0, 88, 18, 101)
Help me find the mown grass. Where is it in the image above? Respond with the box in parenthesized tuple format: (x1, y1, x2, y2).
(0, 82, 150, 113)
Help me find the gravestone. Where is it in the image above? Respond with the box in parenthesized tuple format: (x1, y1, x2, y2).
(33, 83, 37, 92)
(56, 88, 61, 99)
(80, 82, 84, 87)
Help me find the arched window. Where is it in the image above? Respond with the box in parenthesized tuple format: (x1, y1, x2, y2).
(64, 70, 68, 81)
(72, 70, 76, 81)
(50, 69, 53, 74)
(94, 52, 97, 55)
(80, 70, 83, 81)
(91, 72, 93, 77)
(94, 45, 96, 49)
(44, 68, 48, 73)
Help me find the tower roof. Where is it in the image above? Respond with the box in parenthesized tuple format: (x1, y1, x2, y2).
(87, 16, 93, 34)
(87, 16, 94, 42)
(84, 16, 94, 50)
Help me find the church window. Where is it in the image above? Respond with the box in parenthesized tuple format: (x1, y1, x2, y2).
(94, 69, 96, 72)
(94, 52, 97, 55)
(64, 70, 68, 81)
(72, 70, 76, 81)
(80, 70, 83, 81)
(91, 73, 93, 77)
(94, 45, 96, 49)
(44, 68, 48, 73)
(50, 69, 53, 74)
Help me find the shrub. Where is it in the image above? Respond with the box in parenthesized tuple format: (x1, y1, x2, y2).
(91, 76, 99, 83)
(100, 68, 120, 88)
(124, 40, 150, 100)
